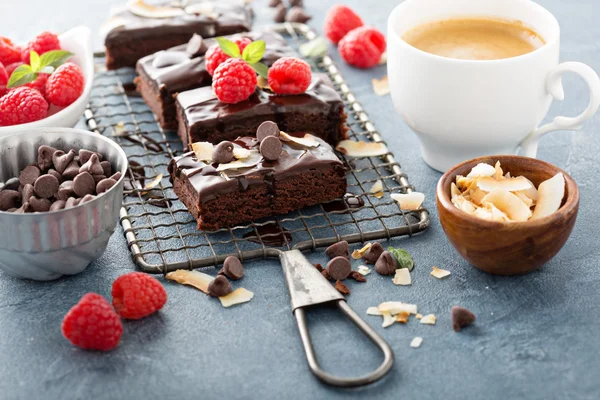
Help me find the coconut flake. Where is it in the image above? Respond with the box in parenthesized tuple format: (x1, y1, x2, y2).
(381, 311, 396, 328)
(420, 314, 436, 325)
(410, 337, 423, 348)
(367, 306, 382, 316)
(493, 161, 504, 180)
(185, 2, 215, 16)
(232, 144, 252, 160)
(378, 301, 417, 315)
(392, 268, 411, 286)
(415, 313, 423, 320)
(152, 51, 189, 69)
(352, 243, 372, 259)
(219, 288, 254, 307)
(451, 195, 477, 214)
(369, 180, 384, 199)
(165, 269, 214, 294)
(142, 173, 163, 192)
(113, 121, 126, 137)
(469, 188, 487, 206)
(391, 192, 424, 211)
(451, 182, 461, 199)
(191, 142, 214, 162)
(467, 163, 496, 178)
(128, 0, 185, 18)
(476, 176, 534, 192)
(372, 75, 390, 96)
(216, 150, 262, 171)
(481, 189, 532, 222)
(357, 265, 371, 276)
(531, 173, 565, 220)
(336, 140, 389, 157)
(431, 266, 451, 279)
(279, 131, 320, 148)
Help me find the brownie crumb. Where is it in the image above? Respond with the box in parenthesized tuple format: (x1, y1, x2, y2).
(349, 271, 367, 282)
(314, 263, 324, 272)
(451, 306, 476, 332)
(335, 280, 351, 295)
(321, 269, 331, 280)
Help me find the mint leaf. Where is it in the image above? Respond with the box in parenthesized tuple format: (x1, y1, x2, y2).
(299, 37, 327, 58)
(29, 51, 41, 71)
(216, 37, 241, 58)
(39, 50, 73, 69)
(251, 62, 269, 79)
(388, 247, 414, 271)
(242, 40, 266, 64)
(7, 65, 36, 88)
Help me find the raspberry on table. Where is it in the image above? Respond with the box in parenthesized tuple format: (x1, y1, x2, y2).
(0, 62, 7, 97)
(21, 31, 61, 64)
(338, 26, 386, 68)
(112, 272, 167, 320)
(61, 293, 123, 351)
(205, 37, 252, 76)
(324, 5, 364, 45)
(0, 37, 22, 66)
(267, 57, 312, 95)
(45, 62, 84, 107)
(0, 87, 49, 126)
(212, 58, 257, 104)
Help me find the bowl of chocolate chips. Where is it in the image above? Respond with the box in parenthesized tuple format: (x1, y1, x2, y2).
(0, 128, 128, 280)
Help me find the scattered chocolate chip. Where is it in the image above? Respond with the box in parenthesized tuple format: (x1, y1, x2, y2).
(288, 0, 303, 7)
(33, 174, 59, 199)
(80, 194, 96, 204)
(221, 256, 244, 280)
(78, 149, 96, 165)
(212, 141, 235, 164)
(21, 184, 34, 203)
(29, 197, 51, 212)
(260, 136, 283, 161)
(286, 6, 311, 23)
(325, 240, 350, 260)
(451, 306, 476, 332)
(335, 280, 351, 295)
(273, 4, 287, 23)
(56, 181, 75, 201)
(2, 177, 20, 191)
(93, 175, 107, 184)
(375, 251, 398, 276)
(37, 145, 57, 170)
(363, 242, 384, 264)
(186, 33, 208, 57)
(62, 161, 81, 180)
(64, 197, 80, 209)
(96, 178, 117, 194)
(52, 149, 76, 174)
(208, 275, 233, 297)
(314, 263, 324, 272)
(73, 172, 95, 197)
(19, 165, 41, 186)
(326, 256, 352, 281)
(110, 171, 122, 182)
(321, 269, 331, 280)
(269, 0, 282, 7)
(0, 190, 21, 211)
(50, 200, 66, 212)
(79, 153, 104, 175)
(47, 169, 63, 183)
(14, 203, 31, 213)
(100, 161, 112, 177)
(349, 270, 367, 282)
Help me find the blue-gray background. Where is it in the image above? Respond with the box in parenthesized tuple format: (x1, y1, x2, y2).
(1, 1, 599, 399)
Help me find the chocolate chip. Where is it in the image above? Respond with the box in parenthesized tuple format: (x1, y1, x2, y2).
(260, 136, 283, 161)
(37, 145, 57, 171)
(273, 4, 287, 23)
(321, 269, 331, 280)
(93, 175, 106, 184)
(14, 202, 31, 213)
(363, 242, 384, 264)
(326, 256, 352, 281)
(96, 178, 117, 194)
(62, 161, 81, 180)
(349, 270, 367, 282)
(221, 256, 244, 280)
(286, 6, 311, 23)
(33, 175, 59, 199)
(257, 121, 280, 142)
(56, 181, 75, 201)
(100, 161, 112, 177)
(325, 241, 350, 260)
(52, 149, 76, 174)
(50, 200, 66, 212)
(207, 275, 233, 297)
(78, 149, 96, 165)
(212, 141, 235, 164)
(110, 171, 122, 181)
(2, 177, 20, 191)
(288, 0, 303, 6)
(21, 184, 34, 203)
(47, 169, 63, 183)
(64, 197, 80, 209)
(269, 0, 282, 7)
(79, 153, 104, 175)
(0, 190, 21, 211)
(451, 306, 476, 332)
(73, 172, 95, 197)
(374, 251, 398, 276)
(29, 197, 51, 212)
(335, 280, 351, 295)
(186, 33, 208, 57)
(19, 165, 41, 186)
(80, 194, 95, 204)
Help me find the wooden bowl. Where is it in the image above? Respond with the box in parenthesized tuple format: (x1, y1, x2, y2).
(436, 155, 579, 275)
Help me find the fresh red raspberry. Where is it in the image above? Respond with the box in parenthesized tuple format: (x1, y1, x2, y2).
(0, 37, 22, 65)
(0, 87, 49, 126)
(212, 58, 257, 104)
(205, 37, 252, 76)
(0, 62, 7, 97)
(324, 5, 364, 45)
(45, 62, 84, 107)
(22, 73, 49, 97)
(267, 57, 312, 95)
(21, 31, 61, 64)
(338, 26, 386, 69)
(5, 61, 24, 76)
(61, 293, 123, 351)
(112, 272, 167, 320)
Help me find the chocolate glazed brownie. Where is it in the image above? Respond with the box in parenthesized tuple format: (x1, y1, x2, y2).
(135, 31, 295, 130)
(175, 74, 348, 148)
(168, 136, 347, 231)
(103, 0, 253, 70)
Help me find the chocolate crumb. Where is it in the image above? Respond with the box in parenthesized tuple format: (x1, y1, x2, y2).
(375, 251, 398, 275)
(273, 4, 286, 23)
(335, 280, 351, 295)
(321, 269, 331, 280)
(349, 271, 367, 282)
(362, 242, 384, 264)
(451, 306, 476, 332)
(314, 263, 324, 272)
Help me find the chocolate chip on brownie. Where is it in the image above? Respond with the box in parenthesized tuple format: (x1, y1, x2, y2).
(256, 121, 280, 142)
(325, 240, 350, 260)
(212, 141, 235, 164)
(186, 33, 208, 57)
(208, 275, 233, 297)
(260, 136, 283, 161)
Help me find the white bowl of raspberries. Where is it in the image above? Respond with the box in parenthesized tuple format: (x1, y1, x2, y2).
(0, 26, 93, 135)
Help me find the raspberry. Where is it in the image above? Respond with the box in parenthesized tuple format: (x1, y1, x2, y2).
(324, 5, 364, 44)
(338, 26, 386, 69)
(45, 62, 84, 107)
(5, 61, 24, 76)
(112, 272, 167, 320)
(0, 37, 22, 65)
(22, 73, 49, 97)
(212, 58, 257, 104)
(21, 31, 61, 64)
(205, 37, 252, 76)
(61, 293, 123, 351)
(267, 57, 312, 95)
(0, 62, 7, 97)
(0, 87, 49, 126)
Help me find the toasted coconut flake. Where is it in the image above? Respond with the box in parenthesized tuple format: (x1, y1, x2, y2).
(420, 314, 436, 325)
(357, 265, 371, 276)
(395, 311, 410, 323)
(451, 195, 477, 214)
(191, 142, 214, 162)
(415, 313, 423, 320)
(369, 180, 384, 198)
(219, 288, 254, 307)
(431, 266, 451, 279)
(493, 161, 504, 180)
(129, 0, 185, 18)
(216, 150, 262, 171)
(514, 191, 534, 208)
(142, 173, 163, 193)
(392, 268, 411, 286)
(531, 173, 565, 220)
(456, 175, 476, 191)
(113, 121, 126, 137)
(520, 177, 539, 202)
(451, 182, 461, 199)
(473, 206, 493, 221)
(336, 140, 389, 157)
(367, 306, 382, 316)
(166, 269, 214, 294)
(467, 163, 496, 178)
(391, 192, 425, 211)
(185, 2, 216, 17)
(378, 301, 417, 315)
(481, 189, 532, 221)
(381, 311, 395, 328)
(279, 131, 320, 148)
(469, 188, 488, 206)
(476, 176, 534, 192)
(372, 75, 390, 96)
(232, 145, 251, 160)
(352, 243, 372, 259)
(410, 336, 423, 348)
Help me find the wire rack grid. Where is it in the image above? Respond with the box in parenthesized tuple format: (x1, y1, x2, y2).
(84, 23, 430, 274)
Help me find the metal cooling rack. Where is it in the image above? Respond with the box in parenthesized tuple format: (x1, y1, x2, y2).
(85, 23, 430, 273)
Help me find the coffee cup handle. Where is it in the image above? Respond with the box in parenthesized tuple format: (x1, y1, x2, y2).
(520, 62, 600, 158)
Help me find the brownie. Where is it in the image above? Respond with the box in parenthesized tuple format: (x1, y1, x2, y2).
(168, 136, 347, 231)
(175, 74, 348, 148)
(135, 31, 296, 130)
(103, 0, 253, 70)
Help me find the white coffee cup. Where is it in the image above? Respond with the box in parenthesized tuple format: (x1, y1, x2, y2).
(387, 0, 600, 172)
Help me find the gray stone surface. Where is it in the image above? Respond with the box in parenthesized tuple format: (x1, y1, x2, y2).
(1, 1, 599, 399)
